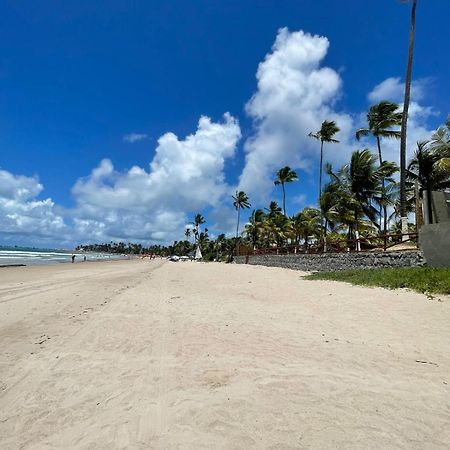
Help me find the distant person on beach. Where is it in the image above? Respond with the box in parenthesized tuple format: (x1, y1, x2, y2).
(83, 255, 86, 262)
(71, 255, 75, 263)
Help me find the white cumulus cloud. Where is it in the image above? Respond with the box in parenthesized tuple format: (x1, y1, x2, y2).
(0, 169, 67, 244)
(71, 113, 241, 243)
(239, 28, 356, 202)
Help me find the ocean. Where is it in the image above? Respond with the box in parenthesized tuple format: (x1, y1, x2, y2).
(0, 247, 129, 266)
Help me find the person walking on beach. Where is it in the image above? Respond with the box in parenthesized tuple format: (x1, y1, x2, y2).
(71, 255, 76, 263)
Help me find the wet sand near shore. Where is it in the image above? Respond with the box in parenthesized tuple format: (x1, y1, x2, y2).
(1, 259, 449, 449)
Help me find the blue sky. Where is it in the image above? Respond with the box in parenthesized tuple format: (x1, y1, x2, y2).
(0, 0, 449, 247)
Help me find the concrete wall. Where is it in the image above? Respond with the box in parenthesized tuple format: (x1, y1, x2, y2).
(419, 223, 450, 267)
(234, 251, 425, 272)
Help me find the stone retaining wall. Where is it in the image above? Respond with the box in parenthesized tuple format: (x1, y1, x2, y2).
(234, 251, 425, 272)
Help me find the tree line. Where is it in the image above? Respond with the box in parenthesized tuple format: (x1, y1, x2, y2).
(76, 109, 449, 259)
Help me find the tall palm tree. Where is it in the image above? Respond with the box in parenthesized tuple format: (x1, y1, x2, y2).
(273, 166, 298, 215)
(356, 101, 402, 235)
(308, 120, 340, 203)
(399, 0, 418, 233)
(356, 101, 402, 165)
(184, 228, 191, 242)
(193, 214, 205, 243)
(232, 191, 251, 238)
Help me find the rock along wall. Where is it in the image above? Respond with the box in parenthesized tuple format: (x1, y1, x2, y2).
(234, 251, 425, 272)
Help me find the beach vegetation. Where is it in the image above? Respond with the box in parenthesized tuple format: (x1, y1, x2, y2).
(305, 267, 450, 296)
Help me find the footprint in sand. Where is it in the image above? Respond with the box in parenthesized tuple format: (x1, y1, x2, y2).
(203, 370, 231, 389)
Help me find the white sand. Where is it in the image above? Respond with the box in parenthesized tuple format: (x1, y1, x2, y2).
(0, 259, 449, 449)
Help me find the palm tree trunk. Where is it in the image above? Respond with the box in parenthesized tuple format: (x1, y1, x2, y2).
(236, 206, 241, 238)
(399, 0, 418, 236)
(354, 211, 361, 252)
(319, 140, 324, 203)
(383, 208, 388, 237)
(376, 135, 386, 233)
(376, 136, 383, 165)
(319, 139, 325, 245)
(282, 182, 286, 215)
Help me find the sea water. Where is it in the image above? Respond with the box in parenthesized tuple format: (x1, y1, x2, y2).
(0, 247, 129, 266)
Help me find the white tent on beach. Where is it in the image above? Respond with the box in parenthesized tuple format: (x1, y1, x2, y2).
(195, 246, 202, 260)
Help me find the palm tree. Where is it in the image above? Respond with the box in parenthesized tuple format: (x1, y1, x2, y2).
(309, 120, 340, 203)
(356, 101, 403, 235)
(184, 228, 191, 242)
(263, 213, 293, 248)
(319, 182, 341, 251)
(232, 191, 251, 238)
(407, 141, 450, 224)
(294, 208, 321, 251)
(193, 214, 205, 242)
(428, 117, 450, 171)
(399, 0, 418, 234)
(356, 101, 402, 165)
(245, 209, 265, 249)
(327, 149, 398, 248)
(376, 180, 400, 237)
(273, 166, 298, 215)
(265, 201, 282, 218)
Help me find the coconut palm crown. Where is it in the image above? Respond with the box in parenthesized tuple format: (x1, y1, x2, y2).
(308, 120, 340, 203)
(232, 190, 251, 238)
(273, 166, 298, 216)
(355, 101, 403, 164)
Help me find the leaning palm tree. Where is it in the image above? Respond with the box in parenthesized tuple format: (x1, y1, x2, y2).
(356, 101, 402, 165)
(273, 166, 298, 215)
(309, 120, 340, 203)
(399, 0, 418, 234)
(232, 191, 251, 238)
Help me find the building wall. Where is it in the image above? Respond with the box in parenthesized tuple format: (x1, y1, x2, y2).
(419, 223, 450, 267)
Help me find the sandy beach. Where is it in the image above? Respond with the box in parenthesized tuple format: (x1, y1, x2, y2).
(0, 259, 449, 449)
